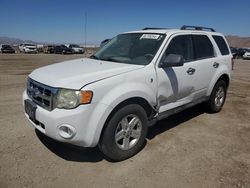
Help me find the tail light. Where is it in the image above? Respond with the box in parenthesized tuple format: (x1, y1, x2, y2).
(231, 57, 234, 70)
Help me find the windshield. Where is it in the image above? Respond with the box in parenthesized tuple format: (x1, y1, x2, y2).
(60, 45, 68, 48)
(71, 44, 80, 48)
(24, 44, 35, 47)
(2, 45, 11, 48)
(92, 33, 166, 65)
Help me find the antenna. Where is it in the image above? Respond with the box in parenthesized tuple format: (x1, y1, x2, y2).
(84, 12, 87, 48)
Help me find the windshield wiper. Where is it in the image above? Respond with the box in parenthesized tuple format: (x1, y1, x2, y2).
(100, 57, 123, 63)
(90, 55, 123, 63)
(89, 55, 100, 60)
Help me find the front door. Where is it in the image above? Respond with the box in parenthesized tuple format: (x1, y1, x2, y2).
(156, 34, 197, 113)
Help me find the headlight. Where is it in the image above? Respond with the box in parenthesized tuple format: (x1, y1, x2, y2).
(55, 89, 93, 109)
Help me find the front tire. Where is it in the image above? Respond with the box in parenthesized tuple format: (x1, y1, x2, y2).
(99, 104, 148, 161)
(207, 80, 227, 113)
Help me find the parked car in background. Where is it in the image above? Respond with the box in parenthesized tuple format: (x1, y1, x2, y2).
(65, 44, 84, 54)
(43, 45, 55, 54)
(36, 44, 44, 53)
(0, 44, 15, 53)
(19, 43, 38, 53)
(54, 45, 73, 54)
(243, 49, 250, 59)
(237, 48, 246, 58)
(230, 47, 247, 59)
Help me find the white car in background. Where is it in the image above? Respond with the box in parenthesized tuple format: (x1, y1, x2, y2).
(65, 44, 84, 54)
(243, 49, 250, 59)
(19, 43, 38, 53)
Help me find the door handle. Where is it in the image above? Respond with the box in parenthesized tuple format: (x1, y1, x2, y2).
(187, 68, 195, 75)
(213, 62, 219, 68)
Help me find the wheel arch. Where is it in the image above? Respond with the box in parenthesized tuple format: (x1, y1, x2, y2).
(98, 97, 156, 144)
(107, 97, 156, 120)
(218, 74, 230, 89)
(207, 73, 230, 96)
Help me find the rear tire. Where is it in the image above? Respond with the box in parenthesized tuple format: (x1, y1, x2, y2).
(206, 80, 227, 113)
(99, 104, 148, 161)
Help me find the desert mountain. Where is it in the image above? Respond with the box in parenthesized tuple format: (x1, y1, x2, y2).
(0, 36, 36, 45)
(225, 36, 250, 48)
(1, 35, 250, 48)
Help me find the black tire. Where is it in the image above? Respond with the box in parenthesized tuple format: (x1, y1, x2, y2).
(206, 80, 227, 113)
(99, 104, 148, 161)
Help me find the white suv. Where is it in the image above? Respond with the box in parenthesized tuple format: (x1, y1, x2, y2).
(23, 26, 233, 161)
(19, 43, 38, 53)
(65, 44, 85, 54)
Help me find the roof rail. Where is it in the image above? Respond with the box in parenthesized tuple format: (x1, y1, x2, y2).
(180, 25, 216, 32)
(143, 27, 169, 30)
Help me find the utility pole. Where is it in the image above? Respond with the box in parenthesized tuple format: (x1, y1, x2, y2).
(84, 12, 87, 48)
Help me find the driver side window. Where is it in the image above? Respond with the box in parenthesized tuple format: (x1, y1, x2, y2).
(164, 35, 194, 62)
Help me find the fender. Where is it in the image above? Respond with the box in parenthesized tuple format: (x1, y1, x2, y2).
(83, 78, 157, 146)
(206, 63, 231, 96)
(82, 102, 114, 147)
(100, 82, 156, 108)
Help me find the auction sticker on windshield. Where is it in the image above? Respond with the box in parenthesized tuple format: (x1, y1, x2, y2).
(140, 34, 160, 40)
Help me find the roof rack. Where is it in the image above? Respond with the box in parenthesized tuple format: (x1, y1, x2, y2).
(180, 25, 215, 32)
(143, 27, 169, 30)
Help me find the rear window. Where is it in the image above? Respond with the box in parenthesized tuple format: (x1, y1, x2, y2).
(193, 35, 214, 59)
(212, 35, 230, 55)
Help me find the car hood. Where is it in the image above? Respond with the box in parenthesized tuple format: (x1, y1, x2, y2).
(62, 48, 72, 51)
(72, 47, 83, 50)
(25, 46, 36, 49)
(24, 45, 36, 48)
(29, 58, 144, 89)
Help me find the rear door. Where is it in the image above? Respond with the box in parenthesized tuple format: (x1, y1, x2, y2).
(189, 34, 218, 99)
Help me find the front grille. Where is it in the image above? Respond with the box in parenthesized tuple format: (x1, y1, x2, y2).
(27, 78, 58, 111)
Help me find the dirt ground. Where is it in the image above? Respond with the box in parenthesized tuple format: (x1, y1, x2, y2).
(0, 54, 249, 188)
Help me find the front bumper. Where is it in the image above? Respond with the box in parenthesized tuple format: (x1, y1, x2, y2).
(243, 55, 250, 59)
(22, 91, 110, 147)
(2, 50, 15, 53)
(74, 49, 84, 54)
(25, 49, 37, 53)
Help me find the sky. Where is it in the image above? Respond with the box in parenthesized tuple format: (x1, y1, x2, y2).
(0, 0, 249, 44)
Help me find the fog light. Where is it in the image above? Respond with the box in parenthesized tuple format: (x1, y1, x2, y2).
(58, 124, 76, 139)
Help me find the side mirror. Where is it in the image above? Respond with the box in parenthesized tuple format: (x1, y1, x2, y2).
(100, 39, 111, 47)
(159, 54, 184, 68)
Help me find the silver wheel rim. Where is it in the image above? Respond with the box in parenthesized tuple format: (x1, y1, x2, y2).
(115, 114, 142, 150)
(214, 86, 225, 107)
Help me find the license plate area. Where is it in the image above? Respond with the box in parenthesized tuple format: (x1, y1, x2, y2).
(24, 99, 37, 121)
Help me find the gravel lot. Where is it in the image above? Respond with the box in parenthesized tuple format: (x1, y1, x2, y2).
(0, 54, 249, 188)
